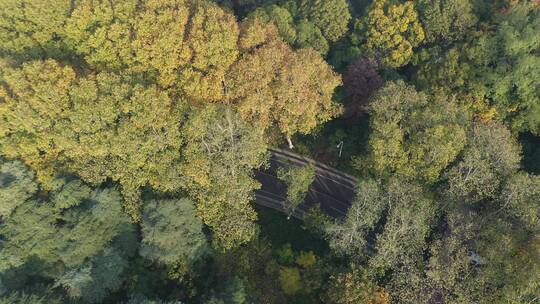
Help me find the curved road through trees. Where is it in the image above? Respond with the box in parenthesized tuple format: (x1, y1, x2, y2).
(254, 148, 358, 219)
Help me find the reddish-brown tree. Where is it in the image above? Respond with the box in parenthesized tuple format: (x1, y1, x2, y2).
(342, 57, 383, 117)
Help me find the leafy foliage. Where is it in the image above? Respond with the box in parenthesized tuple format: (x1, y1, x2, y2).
(228, 23, 342, 145)
(324, 265, 389, 304)
(0, 173, 136, 303)
(277, 164, 316, 217)
(443, 122, 521, 203)
(467, 2, 540, 134)
(358, 81, 467, 183)
(297, 0, 351, 42)
(295, 20, 329, 54)
(0, 60, 187, 218)
(180, 105, 267, 250)
(140, 198, 208, 266)
(0, 0, 539, 302)
(278, 267, 302, 295)
(0, 0, 342, 249)
(249, 5, 297, 44)
(0, 0, 71, 61)
(0, 160, 37, 219)
(416, 0, 478, 44)
(325, 179, 385, 257)
(359, 0, 425, 67)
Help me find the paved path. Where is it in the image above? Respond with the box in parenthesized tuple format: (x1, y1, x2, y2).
(254, 148, 358, 219)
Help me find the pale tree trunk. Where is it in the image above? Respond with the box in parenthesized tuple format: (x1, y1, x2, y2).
(286, 135, 294, 149)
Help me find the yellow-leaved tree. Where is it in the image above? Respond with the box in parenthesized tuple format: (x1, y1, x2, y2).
(227, 19, 342, 148)
(361, 0, 425, 68)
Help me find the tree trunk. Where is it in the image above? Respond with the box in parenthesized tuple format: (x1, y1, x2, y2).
(286, 135, 294, 149)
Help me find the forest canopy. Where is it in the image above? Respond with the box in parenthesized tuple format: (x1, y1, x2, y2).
(1, 0, 539, 303)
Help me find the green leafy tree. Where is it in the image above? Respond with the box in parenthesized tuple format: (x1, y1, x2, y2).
(411, 45, 501, 123)
(471, 212, 540, 303)
(0, 176, 136, 303)
(467, 2, 540, 134)
(297, 0, 351, 42)
(369, 180, 435, 273)
(325, 179, 386, 257)
(421, 210, 478, 303)
(0, 3, 342, 247)
(278, 267, 302, 295)
(364, 181, 435, 304)
(0, 160, 37, 219)
(66, 0, 240, 102)
(412, 46, 472, 92)
(326, 178, 435, 275)
(248, 5, 297, 44)
(140, 198, 208, 266)
(416, 0, 478, 44)
(54, 248, 129, 303)
(246, 5, 330, 54)
(432, 122, 540, 302)
(130, 0, 194, 87)
(180, 105, 267, 250)
(277, 164, 316, 218)
(268, 48, 342, 148)
(326, 24, 365, 71)
(171, 0, 239, 102)
(358, 81, 467, 183)
(500, 173, 540, 230)
(325, 178, 434, 302)
(360, 0, 425, 67)
(0, 199, 57, 271)
(295, 19, 329, 54)
(0, 290, 63, 304)
(443, 122, 521, 203)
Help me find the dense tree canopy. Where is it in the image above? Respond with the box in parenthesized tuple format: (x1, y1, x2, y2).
(467, 2, 540, 134)
(0, 60, 187, 218)
(180, 105, 267, 249)
(324, 265, 389, 304)
(249, 5, 298, 44)
(443, 122, 521, 203)
(295, 19, 329, 54)
(227, 22, 342, 147)
(358, 81, 467, 183)
(140, 198, 208, 267)
(0, 165, 136, 303)
(359, 0, 425, 67)
(243, 0, 351, 54)
(297, 0, 351, 42)
(0, 0, 72, 60)
(1, 0, 539, 302)
(0, 0, 341, 231)
(0, 160, 37, 219)
(416, 0, 478, 44)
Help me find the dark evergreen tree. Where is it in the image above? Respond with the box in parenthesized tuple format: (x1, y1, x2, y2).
(0, 159, 37, 219)
(0, 173, 136, 303)
(140, 198, 208, 267)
